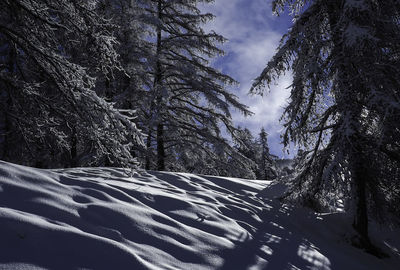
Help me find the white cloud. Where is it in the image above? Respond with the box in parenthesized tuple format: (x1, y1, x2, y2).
(200, 0, 294, 157)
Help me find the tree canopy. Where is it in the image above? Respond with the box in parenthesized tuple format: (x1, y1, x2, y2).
(0, 0, 145, 168)
(252, 0, 400, 250)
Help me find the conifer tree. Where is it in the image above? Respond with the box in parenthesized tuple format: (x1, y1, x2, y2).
(257, 128, 276, 180)
(0, 0, 144, 168)
(231, 127, 258, 179)
(252, 0, 400, 250)
(139, 0, 253, 172)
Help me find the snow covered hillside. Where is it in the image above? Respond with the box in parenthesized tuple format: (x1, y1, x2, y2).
(0, 161, 399, 270)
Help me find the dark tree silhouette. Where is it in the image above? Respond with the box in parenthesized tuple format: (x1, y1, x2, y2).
(252, 0, 400, 251)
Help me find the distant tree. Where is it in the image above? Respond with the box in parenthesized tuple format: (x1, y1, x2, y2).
(231, 127, 258, 179)
(252, 0, 400, 251)
(257, 128, 277, 180)
(170, 139, 254, 178)
(230, 127, 278, 180)
(0, 0, 144, 168)
(234, 127, 257, 160)
(138, 0, 253, 172)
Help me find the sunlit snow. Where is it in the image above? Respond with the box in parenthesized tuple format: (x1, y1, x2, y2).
(0, 161, 399, 270)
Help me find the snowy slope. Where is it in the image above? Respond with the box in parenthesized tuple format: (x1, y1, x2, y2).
(0, 161, 399, 270)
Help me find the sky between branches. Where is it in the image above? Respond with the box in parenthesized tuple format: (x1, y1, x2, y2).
(200, 0, 294, 157)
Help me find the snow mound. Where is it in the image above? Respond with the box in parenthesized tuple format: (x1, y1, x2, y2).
(0, 161, 399, 270)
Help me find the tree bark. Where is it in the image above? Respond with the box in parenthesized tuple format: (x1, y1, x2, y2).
(154, 0, 165, 171)
(157, 122, 165, 170)
(70, 126, 77, 168)
(0, 105, 7, 160)
(0, 89, 9, 160)
(145, 129, 152, 170)
(351, 152, 370, 245)
(0, 42, 16, 160)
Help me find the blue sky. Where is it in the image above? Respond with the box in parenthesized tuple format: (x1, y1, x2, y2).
(199, 0, 295, 157)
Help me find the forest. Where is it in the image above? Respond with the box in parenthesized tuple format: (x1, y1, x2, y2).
(0, 0, 279, 180)
(1, 0, 400, 261)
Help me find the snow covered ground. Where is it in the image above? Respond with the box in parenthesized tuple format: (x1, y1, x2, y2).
(0, 161, 399, 270)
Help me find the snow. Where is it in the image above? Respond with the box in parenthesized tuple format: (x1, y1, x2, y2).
(0, 161, 399, 270)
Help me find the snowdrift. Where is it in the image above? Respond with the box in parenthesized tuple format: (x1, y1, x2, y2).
(0, 161, 399, 270)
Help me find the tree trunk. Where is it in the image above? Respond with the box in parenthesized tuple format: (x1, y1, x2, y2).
(145, 129, 152, 170)
(325, 0, 371, 246)
(157, 123, 165, 171)
(0, 91, 9, 160)
(154, 0, 165, 171)
(70, 126, 77, 168)
(352, 157, 370, 245)
(0, 42, 16, 160)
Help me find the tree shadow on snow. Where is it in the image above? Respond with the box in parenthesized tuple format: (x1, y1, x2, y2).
(218, 199, 332, 270)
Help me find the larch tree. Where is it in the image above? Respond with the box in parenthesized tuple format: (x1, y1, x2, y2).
(139, 0, 253, 172)
(0, 0, 144, 168)
(252, 0, 400, 251)
(96, 0, 150, 101)
(95, 0, 152, 161)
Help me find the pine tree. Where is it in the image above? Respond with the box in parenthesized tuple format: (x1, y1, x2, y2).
(0, 0, 144, 168)
(138, 0, 253, 172)
(252, 0, 400, 251)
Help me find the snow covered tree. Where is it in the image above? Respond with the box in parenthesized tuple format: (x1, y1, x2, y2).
(231, 127, 258, 179)
(0, 0, 144, 168)
(94, 0, 152, 163)
(138, 0, 253, 172)
(229, 127, 278, 180)
(234, 127, 257, 161)
(252, 0, 400, 251)
(257, 128, 277, 180)
(96, 0, 152, 107)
